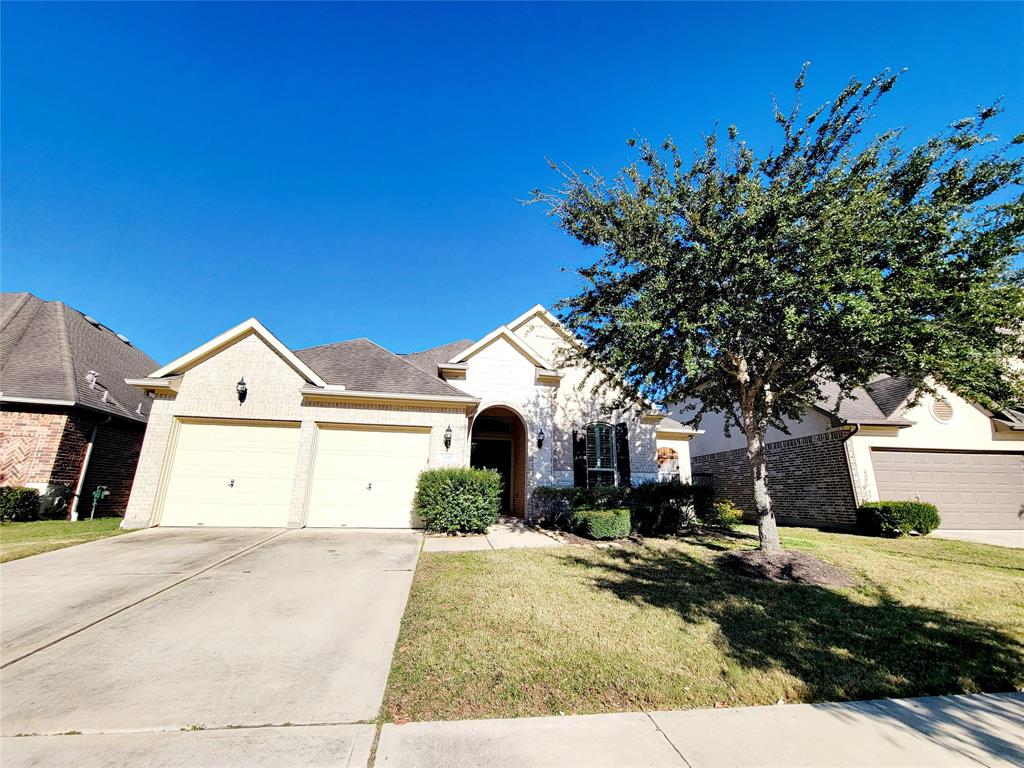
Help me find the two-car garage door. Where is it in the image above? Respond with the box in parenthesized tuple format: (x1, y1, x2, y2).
(871, 449, 1024, 530)
(159, 420, 430, 528)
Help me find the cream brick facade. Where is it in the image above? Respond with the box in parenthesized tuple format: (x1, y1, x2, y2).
(122, 307, 692, 529)
(122, 333, 470, 528)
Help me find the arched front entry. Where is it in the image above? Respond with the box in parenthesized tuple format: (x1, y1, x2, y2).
(470, 405, 528, 517)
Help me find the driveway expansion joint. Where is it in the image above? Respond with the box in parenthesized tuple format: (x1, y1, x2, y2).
(644, 711, 694, 768)
(0, 529, 288, 670)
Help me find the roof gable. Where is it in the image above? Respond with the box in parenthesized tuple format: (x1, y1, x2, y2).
(449, 325, 553, 368)
(151, 318, 327, 387)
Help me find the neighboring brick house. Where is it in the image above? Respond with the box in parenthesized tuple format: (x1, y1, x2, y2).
(0, 292, 158, 518)
(676, 378, 1024, 532)
(121, 305, 698, 530)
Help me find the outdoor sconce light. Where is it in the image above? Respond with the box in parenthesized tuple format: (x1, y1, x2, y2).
(443, 425, 453, 450)
(236, 377, 248, 404)
(537, 429, 545, 449)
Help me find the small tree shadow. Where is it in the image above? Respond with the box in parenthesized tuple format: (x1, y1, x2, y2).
(568, 546, 1024, 706)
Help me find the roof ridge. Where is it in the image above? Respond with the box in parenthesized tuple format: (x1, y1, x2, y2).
(294, 337, 368, 353)
(360, 337, 468, 396)
(402, 338, 475, 357)
(55, 302, 78, 401)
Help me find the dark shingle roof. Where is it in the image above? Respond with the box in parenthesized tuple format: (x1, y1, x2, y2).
(0, 292, 159, 423)
(815, 380, 888, 422)
(865, 375, 916, 417)
(401, 339, 474, 376)
(294, 338, 470, 398)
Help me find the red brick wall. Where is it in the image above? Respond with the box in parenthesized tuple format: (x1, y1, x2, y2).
(691, 429, 859, 529)
(0, 409, 70, 485)
(0, 405, 146, 517)
(80, 419, 146, 516)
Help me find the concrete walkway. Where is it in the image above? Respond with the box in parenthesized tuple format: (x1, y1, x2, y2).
(423, 517, 562, 552)
(376, 693, 1024, 767)
(931, 529, 1024, 549)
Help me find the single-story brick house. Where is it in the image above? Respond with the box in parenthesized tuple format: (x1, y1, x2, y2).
(0, 292, 159, 518)
(677, 377, 1024, 531)
(121, 305, 697, 529)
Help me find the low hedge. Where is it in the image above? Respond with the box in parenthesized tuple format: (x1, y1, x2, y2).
(0, 486, 41, 522)
(415, 467, 502, 534)
(532, 481, 712, 536)
(857, 501, 942, 537)
(570, 508, 631, 540)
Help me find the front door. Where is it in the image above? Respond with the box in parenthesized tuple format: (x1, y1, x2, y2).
(471, 438, 512, 515)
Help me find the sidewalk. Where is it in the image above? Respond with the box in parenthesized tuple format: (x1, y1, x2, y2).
(423, 518, 562, 552)
(375, 693, 1023, 767)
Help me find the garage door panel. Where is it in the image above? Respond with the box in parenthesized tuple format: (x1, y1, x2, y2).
(306, 426, 430, 528)
(160, 422, 300, 527)
(871, 449, 1024, 530)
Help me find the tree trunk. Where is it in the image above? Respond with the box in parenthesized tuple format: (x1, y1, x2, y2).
(741, 408, 782, 553)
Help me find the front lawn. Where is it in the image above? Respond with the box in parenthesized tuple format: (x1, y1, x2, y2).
(0, 518, 127, 563)
(383, 525, 1024, 722)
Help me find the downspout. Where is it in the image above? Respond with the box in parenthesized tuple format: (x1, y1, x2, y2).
(839, 423, 862, 509)
(69, 415, 112, 521)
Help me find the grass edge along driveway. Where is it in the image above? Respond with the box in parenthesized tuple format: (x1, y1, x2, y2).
(0, 518, 127, 562)
(383, 525, 1024, 722)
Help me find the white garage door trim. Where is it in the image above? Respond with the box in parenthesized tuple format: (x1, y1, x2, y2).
(305, 424, 431, 529)
(870, 448, 1024, 530)
(157, 418, 301, 528)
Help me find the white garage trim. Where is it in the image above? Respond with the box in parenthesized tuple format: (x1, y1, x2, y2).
(305, 423, 432, 529)
(156, 418, 301, 527)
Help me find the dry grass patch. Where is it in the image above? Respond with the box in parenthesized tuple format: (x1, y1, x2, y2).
(383, 526, 1024, 722)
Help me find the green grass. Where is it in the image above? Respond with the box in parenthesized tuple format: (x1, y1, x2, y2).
(383, 525, 1024, 722)
(0, 518, 128, 562)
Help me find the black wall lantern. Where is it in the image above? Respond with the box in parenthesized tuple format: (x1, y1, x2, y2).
(443, 425, 453, 450)
(236, 377, 248, 404)
(536, 428, 545, 449)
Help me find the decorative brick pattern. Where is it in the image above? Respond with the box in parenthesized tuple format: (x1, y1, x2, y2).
(0, 406, 145, 517)
(691, 429, 858, 529)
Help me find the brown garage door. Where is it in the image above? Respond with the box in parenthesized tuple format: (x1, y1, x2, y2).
(871, 449, 1023, 530)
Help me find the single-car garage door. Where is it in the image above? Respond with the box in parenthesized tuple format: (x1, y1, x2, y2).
(160, 420, 300, 527)
(871, 449, 1023, 530)
(306, 425, 430, 528)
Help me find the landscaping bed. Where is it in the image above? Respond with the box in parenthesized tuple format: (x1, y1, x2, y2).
(383, 525, 1024, 722)
(0, 518, 127, 563)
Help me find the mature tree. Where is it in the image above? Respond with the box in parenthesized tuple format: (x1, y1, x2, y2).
(531, 67, 1024, 552)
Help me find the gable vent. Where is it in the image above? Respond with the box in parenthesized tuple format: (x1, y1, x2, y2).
(931, 396, 954, 423)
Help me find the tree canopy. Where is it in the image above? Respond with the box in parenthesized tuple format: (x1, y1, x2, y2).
(532, 66, 1024, 550)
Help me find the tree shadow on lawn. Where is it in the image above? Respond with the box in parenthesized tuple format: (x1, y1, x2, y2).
(568, 546, 1024, 705)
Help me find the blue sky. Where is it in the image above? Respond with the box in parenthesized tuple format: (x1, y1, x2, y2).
(3, 2, 1022, 364)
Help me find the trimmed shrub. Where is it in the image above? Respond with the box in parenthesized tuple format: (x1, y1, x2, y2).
(0, 486, 41, 522)
(700, 498, 745, 529)
(857, 501, 942, 537)
(531, 485, 577, 528)
(631, 480, 714, 535)
(570, 508, 631, 540)
(415, 468, 502, 534)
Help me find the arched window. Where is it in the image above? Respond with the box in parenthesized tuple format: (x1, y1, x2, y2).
(586, 422, 616, 486)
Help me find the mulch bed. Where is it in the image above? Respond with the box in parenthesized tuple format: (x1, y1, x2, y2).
(718, 549, 857, 588)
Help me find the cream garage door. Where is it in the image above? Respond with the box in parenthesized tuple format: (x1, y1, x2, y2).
(160, 421, 300, 527)
(871, 449, 1024, 530)
(306, 426, 431, 528)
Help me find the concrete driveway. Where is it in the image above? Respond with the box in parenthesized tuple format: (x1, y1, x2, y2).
(1, 527, 421, 766)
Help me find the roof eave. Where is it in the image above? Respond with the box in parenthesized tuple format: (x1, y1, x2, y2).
(300, 386, 481, 408)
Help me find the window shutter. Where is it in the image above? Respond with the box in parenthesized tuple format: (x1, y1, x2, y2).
(572, 428, 588, 487)
(615, 423, 631, 487)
